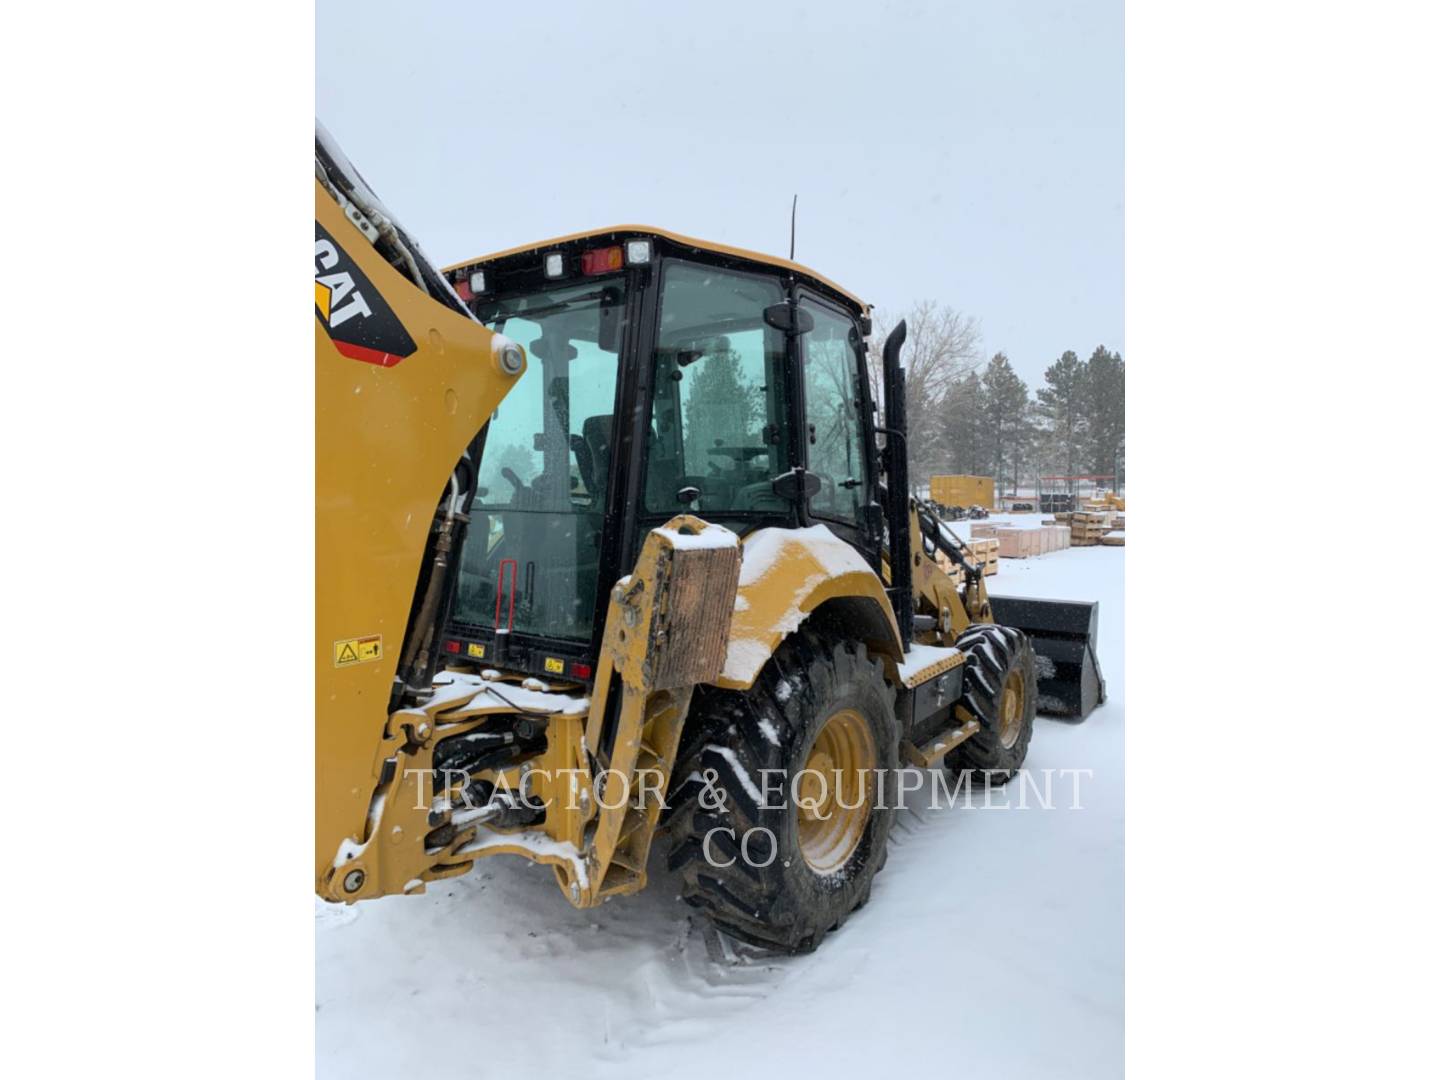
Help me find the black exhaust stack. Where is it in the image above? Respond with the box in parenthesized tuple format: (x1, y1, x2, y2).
(881, 320, 913, 648)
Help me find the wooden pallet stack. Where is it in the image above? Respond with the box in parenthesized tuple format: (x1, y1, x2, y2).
(1068, 511, 1112, 546)
(933, 539, 999, 580)
(970, 537, 1000, 575)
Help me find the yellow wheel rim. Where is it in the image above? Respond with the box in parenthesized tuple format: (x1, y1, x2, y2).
(796, 708, 876, 873)
(999, 668, 1025, 749)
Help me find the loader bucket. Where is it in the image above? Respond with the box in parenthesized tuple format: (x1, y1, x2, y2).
(987, 596, 1106, 720)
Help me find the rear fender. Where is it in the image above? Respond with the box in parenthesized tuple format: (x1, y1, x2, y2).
(713, 524, 903, 690)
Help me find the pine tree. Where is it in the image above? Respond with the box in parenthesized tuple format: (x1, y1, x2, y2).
(978, 353, 1031, 493)
(1085, 346, 1125, 486)
(1036, 349, 1091, 489)
(1016, 397, 1046, 496)
(682, 337, 762, 461)
(937, 370, 986, 476)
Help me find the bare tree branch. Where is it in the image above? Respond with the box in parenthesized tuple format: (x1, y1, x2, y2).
(866, 300, 983, 487)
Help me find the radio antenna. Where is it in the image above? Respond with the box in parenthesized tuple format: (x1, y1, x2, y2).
(789, 194, 798, 260)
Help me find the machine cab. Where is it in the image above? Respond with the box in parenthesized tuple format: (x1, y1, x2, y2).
(439, 228, 880, 683)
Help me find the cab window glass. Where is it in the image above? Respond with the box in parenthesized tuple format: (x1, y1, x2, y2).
(802, 301, 866, 523)
(645, 261, 789, 516)
(451, 278, 626, 642)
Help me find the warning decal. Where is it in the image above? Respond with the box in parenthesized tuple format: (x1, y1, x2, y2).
(334, 634, 384, 667)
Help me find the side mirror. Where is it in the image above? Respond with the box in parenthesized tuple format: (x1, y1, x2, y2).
(762, 301, 814, 335)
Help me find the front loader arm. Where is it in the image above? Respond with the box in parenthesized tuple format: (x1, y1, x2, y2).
(912, 500, 992, 633)
(314, 148, 524, 894)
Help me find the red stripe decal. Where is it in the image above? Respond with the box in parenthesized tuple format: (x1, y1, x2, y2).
(333, 339, 405, 367)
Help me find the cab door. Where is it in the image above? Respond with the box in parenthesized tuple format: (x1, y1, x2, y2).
(797, 293, 880, 567)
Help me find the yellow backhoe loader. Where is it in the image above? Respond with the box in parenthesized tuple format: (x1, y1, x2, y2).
(315, 125, 1104, 951)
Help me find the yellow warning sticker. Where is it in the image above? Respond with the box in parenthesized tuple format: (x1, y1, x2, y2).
(334, 634, 383, 667)
(467, 643, 486, 659)
(544, 657, 565, 674)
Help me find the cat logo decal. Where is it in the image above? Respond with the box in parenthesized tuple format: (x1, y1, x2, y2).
(315, 221, 417, 367)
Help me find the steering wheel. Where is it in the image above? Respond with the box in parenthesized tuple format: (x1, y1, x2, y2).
(501, 466, 527, 497)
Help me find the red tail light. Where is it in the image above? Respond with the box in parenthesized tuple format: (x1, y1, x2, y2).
(580, 246, 623, 276)
(571, 662, 593, 679)
(443, 640, 461, 654)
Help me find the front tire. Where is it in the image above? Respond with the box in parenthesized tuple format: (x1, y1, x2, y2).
(666, 631, 899, 953)
(945, 622, 1037, 785)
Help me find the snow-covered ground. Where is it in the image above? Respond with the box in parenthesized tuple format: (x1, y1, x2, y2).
(316, 531, 1123, 1078)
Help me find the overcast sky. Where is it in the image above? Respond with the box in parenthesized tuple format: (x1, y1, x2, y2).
(317, 0, 1121, 389)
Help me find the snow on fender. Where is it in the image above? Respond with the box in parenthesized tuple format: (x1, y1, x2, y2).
(718, 524, 902, 688)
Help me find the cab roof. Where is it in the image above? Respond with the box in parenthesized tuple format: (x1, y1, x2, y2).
(443, 224, 869, 315)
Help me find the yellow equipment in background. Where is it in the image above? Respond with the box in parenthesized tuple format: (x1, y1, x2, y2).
(929, 474, 996, 512)
(314, 124, 1103, 952)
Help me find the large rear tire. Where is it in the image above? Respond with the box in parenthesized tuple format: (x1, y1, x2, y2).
(666, 631, 899, 953)
(945, 622, 1037, 785)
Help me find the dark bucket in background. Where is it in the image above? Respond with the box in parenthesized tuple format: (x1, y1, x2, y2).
(988, 596, 1106, 721)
